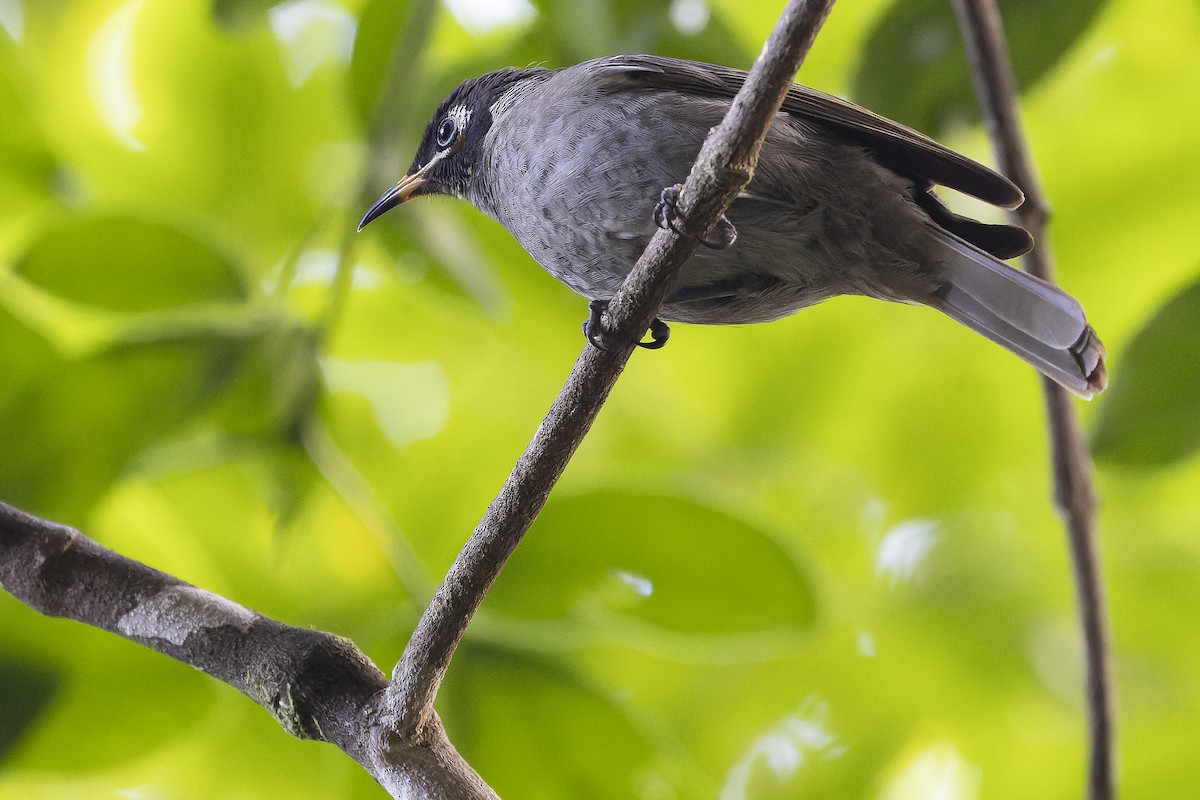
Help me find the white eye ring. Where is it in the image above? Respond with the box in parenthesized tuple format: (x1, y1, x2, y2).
(436, 117, 458, 148)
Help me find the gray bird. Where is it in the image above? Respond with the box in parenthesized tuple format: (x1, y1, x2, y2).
(359, 55, 1106, 397)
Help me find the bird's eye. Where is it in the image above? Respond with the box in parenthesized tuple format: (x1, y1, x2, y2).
(436, 117, 458, 148)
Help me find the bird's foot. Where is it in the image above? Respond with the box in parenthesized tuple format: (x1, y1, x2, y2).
(583, 299, 609, 349)
(653, 184, 737, 249)
(582, 299, 671, 350)
(641, 317, 671, 349)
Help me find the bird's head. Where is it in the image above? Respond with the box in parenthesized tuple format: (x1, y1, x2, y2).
(358, 67, 547, 230)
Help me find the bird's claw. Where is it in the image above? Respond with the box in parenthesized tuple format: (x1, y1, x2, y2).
(583, 299, 608, 349)
(640, 317, 671, 349)
(653, 184, 737, 249)
(652, 185, 687, 238)
(582, 299, 671, 350)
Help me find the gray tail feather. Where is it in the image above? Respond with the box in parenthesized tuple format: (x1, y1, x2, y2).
(927, 229, 1107, 398)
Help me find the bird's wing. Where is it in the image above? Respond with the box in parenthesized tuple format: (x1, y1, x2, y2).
(581, 54, 1024, 210)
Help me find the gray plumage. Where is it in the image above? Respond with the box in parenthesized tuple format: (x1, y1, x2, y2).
(360, 55, 1106, 397)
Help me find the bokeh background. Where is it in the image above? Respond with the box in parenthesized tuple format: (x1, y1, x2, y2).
(2, 0, 1198, 797)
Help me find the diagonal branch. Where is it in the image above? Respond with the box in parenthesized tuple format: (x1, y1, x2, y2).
(383, 0, 838, 733)
(0, 500, 494, 799)
(0, 501, 385, 759)
(949, 2, 1115, 799)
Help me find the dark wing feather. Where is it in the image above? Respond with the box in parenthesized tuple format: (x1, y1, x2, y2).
(580, 54, 1024, 210)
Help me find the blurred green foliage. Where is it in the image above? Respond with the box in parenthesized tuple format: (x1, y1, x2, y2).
(853, 0, 1108, 133)
(1, 0, 1199, 798)
(1093, 274, 1200, 467)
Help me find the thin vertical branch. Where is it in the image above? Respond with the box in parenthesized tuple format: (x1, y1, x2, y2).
(383, 0, 838, 734)
(950, 2, 1115, 798)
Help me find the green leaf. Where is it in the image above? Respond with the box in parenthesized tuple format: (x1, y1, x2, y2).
(0, 299, 61, 418)
(208, 320, 321, 441)
(0, 655, 61, 764)
(543, 0, 617, 59)
(0, 55, 57, 231)
(3, 633, 214, 776)
(853, 0, 1109, 134)
(486, 491, 814, 638)
(349, 0, 414, 128)
(654, 10, 753, 70)
(320, 356, 450, 450)
(210, 0, 278, 31)
(15, 216, 245, 313)
(1092, 275, 1200, 467)
(445, 646, 668, 799)
(517, 0, 750, 67)
(0, 336, 246, 522)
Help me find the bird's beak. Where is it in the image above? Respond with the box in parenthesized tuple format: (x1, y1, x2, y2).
(357, 169, 429, 231)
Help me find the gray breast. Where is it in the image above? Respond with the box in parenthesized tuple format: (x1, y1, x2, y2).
(473, 78, 718, 297)
(469, 73, 936, 324)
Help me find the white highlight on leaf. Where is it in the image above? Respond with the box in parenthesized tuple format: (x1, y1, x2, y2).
(88, 0, 146, 151)
(858, 630, 877, 657)
(289, 249, 382, 289)
(269, 0, 356, 88)
(1028, 618, 1082, 702)
(669, 0, 710, 36)
(721, 696, 843, 800)
(1089, 43, 1119, 68)
(0, 0, 23, 41)
(910, 24, 951, 64)
(442, 0, 536, 35)
(876, 518, 940, 585)
(320, 358, 450, 449)
(118, 585, 256, 646)
(879, 741, 981, 800)
(614, 569, 654, 597)
(861, 497, 887, 531)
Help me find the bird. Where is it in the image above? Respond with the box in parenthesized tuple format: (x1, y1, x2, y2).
(358, 54, 1106, 397)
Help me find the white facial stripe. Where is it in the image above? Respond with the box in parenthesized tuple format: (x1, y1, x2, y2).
(422, 146, 451, 171)
(448, 104, 472, 132)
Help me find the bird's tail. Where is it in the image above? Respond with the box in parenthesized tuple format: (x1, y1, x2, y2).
(926, 228, 1107, 398)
